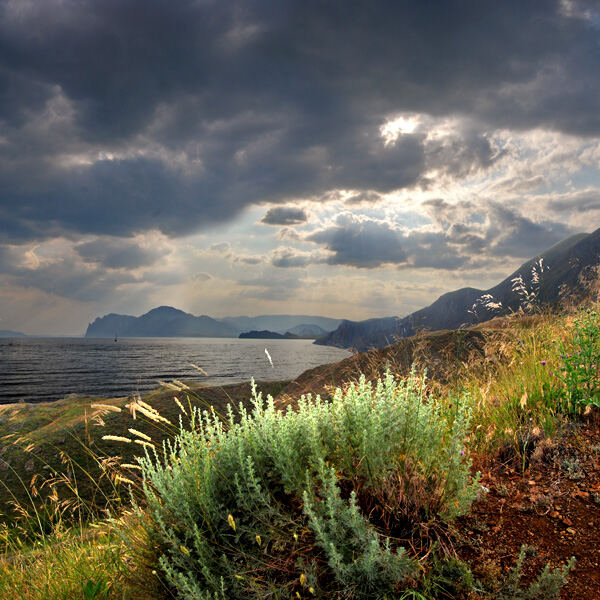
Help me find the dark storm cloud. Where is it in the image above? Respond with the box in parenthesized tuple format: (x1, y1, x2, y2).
(1, 0, 599, 241)
(261, 207, 308, 226)
(421, 199, 573, 258)
(75, 237, 168, 269)
(287, 201, 574, 270)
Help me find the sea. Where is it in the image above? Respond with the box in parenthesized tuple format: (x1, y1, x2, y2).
(0, 337, 351, 403)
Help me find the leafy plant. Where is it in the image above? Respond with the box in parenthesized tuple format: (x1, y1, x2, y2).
(556, 308, 600, 412)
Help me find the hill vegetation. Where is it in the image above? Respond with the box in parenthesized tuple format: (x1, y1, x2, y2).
(1, 299, 600, 598)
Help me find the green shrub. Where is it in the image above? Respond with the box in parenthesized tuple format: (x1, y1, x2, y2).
(137, 369, 479, 599)
(557, 308, 600, 412)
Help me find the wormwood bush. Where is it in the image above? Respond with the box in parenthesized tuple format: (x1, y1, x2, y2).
(137, 369, 479, 600)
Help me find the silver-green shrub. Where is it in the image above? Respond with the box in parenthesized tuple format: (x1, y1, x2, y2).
(137, 368, 479, 599)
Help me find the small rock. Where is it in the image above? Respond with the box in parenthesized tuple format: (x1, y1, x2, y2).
(24, 459, 34, 472)
(549, 510, 560, 519)
(561, 517, 573, 527)
(566, 527, 576, 535)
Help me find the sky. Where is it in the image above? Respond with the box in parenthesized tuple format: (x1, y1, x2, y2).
(1, 0, 600, 335)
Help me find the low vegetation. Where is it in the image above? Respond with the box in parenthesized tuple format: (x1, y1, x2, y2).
(2, 304, 599, 599)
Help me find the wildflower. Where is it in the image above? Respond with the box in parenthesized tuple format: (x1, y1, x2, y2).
(190, 363, 209, 376)
(265, 348, 274, 368)
(171, 379, 190, 390)
(255, 534, 262, 546)
(91, 403, 121, 413)
(128, 428, 152, 441)
(174, 396, 188, 415)
(228, 513, 236, 532)
(460, 450, 465, 456)
(520, 392, 528, 409)
(541, 360, 546, 365)
(135, 404, 173, 425)
(116, 475, 135, 485)
(134, 439, 155, 449)
(300, 573, 307, 586)
(102, 435, 131, 443)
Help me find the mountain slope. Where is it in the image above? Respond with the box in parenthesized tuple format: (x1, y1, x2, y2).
(317, 228, 600, 351)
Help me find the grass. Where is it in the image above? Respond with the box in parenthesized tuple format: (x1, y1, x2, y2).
(0, 522, 143, 600)
(0, 305, 597, 598)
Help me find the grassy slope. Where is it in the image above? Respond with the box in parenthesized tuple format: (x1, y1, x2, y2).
(0, 380, 288, 520)
(1, 308, 599, 598)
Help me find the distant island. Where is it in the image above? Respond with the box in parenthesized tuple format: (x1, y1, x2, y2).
(239, 330, 300, 339)
(0, 330, 27, 338)
(239, 324, 329, 339)
(85, 306, 341, 339)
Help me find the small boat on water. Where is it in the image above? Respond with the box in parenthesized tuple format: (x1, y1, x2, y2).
(114, 334, 118, 342)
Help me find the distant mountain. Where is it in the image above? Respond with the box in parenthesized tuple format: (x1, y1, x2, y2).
(317, 228, 600, 351)
(218, 315, 341, 334)
(86, 306, 238, 338)
(286, 324, 328, 338)
(85, 308, 341, 338)
(0, 330, 27, 338)
(85, 313, 138, 338)
(239, 330, 300, 339)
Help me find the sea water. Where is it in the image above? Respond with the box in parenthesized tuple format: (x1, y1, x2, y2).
(0, 337, 351, 403)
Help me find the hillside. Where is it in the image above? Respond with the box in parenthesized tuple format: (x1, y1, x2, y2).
(318, 228, 600, 351)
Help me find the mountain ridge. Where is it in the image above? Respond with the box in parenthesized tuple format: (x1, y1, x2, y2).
(85, 309, 342, 338)
(317, 228, 600, 351)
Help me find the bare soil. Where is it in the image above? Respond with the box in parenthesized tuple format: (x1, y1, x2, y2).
(455, 411, 600, 598)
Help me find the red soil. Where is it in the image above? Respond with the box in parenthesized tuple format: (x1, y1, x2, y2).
(455, 412, 600, 598)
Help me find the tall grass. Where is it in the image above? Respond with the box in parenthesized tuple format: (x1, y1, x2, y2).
(0, 521, 140, 600)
